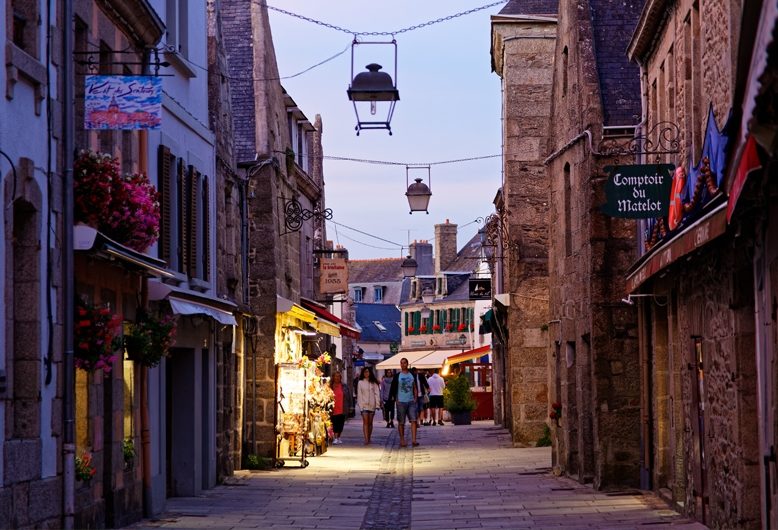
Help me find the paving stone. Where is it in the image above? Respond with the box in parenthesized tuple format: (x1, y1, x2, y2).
(122, 420, 705, 530)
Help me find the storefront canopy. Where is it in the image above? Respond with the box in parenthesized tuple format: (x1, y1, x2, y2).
(446, 345, 491, 366)
(301, 299, 361, 339)
(376, 350, 434, 370)
(149, 282, 238, 325)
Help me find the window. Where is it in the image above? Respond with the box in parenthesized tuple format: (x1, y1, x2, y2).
(9, 0, 39, 58)
(373, 321, 387, 332)
(562, 46, 568, 96)
(373, 286, 383, 302)
(564, 163, 572, 257)
(166, 0, 189, 57)
(158, 145, 210, 282)
(353, 288, 363, 302)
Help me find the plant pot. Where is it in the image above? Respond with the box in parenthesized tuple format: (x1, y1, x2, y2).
(450, 411, 472, 425)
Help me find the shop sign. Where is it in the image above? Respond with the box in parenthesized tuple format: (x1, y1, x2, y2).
(601, 164, 674, 218)
(84, 75, 162, 130)
(469, 278, 492, 300)
(319, 258, 348, 294)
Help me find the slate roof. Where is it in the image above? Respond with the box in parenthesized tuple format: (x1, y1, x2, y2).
(498, 0, 558, 16)
(354, 303, 401, 343)
(589, 0, 645, 126)
(444, 232, 483, 274)
(349, 258, 404, 283)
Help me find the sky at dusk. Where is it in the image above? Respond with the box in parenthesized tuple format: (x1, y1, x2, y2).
(267, 1, 505, 260)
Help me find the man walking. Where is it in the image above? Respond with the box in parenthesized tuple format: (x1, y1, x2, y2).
(389, 358, 419, 447)
(426, 369, 446, 425)
(380, 369, 395, 428)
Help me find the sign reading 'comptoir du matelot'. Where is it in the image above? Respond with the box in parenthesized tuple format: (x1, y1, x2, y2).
(601, 164, 675, 218)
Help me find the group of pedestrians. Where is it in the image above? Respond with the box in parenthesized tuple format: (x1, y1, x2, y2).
(331, 358, 447, 447)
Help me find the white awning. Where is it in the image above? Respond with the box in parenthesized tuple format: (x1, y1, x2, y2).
(376, 350, 434, 370)
(149, 281, 238, 326)
(168, 298, 237, 325)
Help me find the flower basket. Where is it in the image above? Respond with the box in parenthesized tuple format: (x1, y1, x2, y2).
(124, 310, 177, 368)
(445, 324, 453, 332)
(419, 326, 428, 333)
(75, 298, 121, 373)
(457, 323, 466, 332)
(432, 324, 441, 333)
(75, 452, 97, 482)
(74, 150, 160, 252)
(407, 326, 415, 334)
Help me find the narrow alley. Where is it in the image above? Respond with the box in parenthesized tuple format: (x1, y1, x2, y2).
(126, 419, 705, 530)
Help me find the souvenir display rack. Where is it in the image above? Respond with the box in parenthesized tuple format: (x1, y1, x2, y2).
(275, 363, 309, 468)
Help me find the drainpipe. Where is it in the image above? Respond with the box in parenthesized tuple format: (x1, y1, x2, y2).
(62, 0, 75, 527)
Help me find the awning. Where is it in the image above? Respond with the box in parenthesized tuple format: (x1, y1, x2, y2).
(446, 345, 491, 365)
(276, 295, 316, 323)
(75, 224, 173, 278)
(300, 299, 361, 339)
(375, 350, 434, 370)
(412, 349, 462, 369)
(148, 281, 238, 326)
(168, 298, 237, 325)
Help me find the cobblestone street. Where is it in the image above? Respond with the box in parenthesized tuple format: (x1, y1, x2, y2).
(126, 419, 707, 530)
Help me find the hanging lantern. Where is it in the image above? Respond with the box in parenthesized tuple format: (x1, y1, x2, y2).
(347, 39, 399, 135)
(405, 165, 431, 214)
(401, 255, 418, 277)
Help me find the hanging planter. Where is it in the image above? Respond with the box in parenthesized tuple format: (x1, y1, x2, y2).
(75, 298, 121, 373)
(124, 310, 177, 368)
(74, 150, 160, 252)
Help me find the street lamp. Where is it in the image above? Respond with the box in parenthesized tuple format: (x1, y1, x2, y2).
(347, 39, 399, 135)
(401, 255, 417, 277)
(421, 288, 434, 304)
(405, 166, 431, 214)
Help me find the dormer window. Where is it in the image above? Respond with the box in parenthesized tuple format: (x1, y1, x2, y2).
(353, 287, 363, 303)
(436, 276, 447, 296)
(373, 286, 384, 302)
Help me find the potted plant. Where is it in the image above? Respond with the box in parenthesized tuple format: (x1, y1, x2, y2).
(124, 310, 177, 367)
(75, 452, 97, 483)
(443, 374, 477, 425)
(432, 324, 441, 333)
(74, 149, 160, 252)
(122, 439, 136, 470)
(75, 298, 121, 373)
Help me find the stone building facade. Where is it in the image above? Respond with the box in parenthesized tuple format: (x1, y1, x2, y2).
(490, 1, 555, 445)
(624, 0, 769, 527)
(544, 0, 644, 488)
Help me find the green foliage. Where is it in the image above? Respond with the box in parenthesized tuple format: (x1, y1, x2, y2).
(244, 454, 270, 470)
(443, 374, 477, 413)
(536, 425, 552, 447)
(122, 439, 136, 461)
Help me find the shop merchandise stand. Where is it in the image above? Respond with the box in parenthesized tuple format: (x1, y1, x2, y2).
(275, 363, 309, 468)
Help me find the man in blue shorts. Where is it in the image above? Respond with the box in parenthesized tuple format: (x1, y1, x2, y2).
(389, 357, 419, 447)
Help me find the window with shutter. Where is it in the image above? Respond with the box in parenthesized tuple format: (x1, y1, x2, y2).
(201, 175, 210, 281)
(177, 159, 187, 274)
(157, 145, 173, 264)
(187, 165, 200, 278)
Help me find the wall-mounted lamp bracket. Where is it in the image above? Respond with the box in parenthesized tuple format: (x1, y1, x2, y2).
(281, 198, 333, 236)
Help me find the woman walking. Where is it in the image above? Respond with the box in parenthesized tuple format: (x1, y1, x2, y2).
(329, 372, 351, 445)
(356, 367, 381, 445)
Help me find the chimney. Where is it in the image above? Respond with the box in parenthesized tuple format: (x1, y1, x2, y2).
(434, 219, 458, 273)
(409, 240, 433, 275)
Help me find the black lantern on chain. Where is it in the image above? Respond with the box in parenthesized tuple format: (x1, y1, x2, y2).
(405, 165, 431, 214)
(347, 39, 399, 135)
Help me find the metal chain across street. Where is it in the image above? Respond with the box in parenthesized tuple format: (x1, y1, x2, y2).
(323, 154, 502, 166)
(260, 1, 509, 36)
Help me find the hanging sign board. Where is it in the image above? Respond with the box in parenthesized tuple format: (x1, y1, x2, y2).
(601, 164, 674, 218)
(84, 75, 162, 130)
(469, 278, 492, 300)
(319, 258, 348, 294)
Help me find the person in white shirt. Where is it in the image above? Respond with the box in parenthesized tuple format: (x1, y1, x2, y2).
(426, 369, 447, 425)
(356, 367, 381, 445)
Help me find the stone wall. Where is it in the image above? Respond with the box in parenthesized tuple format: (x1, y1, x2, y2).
(545, 0, 642, 488)
(207, 0, 244, 479)
(491, 18, 555, 445)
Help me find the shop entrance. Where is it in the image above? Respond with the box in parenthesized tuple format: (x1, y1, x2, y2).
(690, 337, 708, 524)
